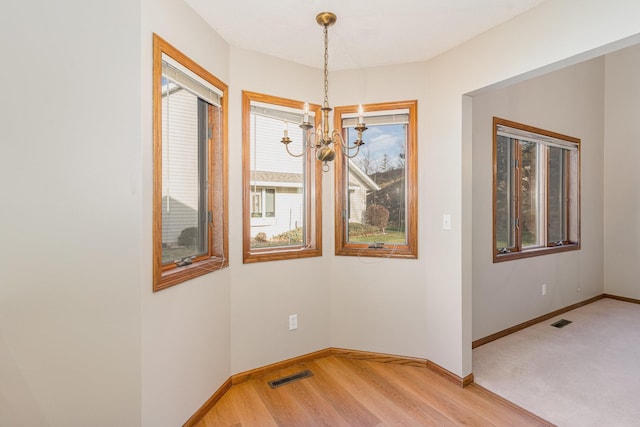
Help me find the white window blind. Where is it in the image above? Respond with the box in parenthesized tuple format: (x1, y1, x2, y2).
(250, 103, 309, 124)
(162, 55, 222, 107)
(342, 109, 409, 128)
(497, 124, 578, 151)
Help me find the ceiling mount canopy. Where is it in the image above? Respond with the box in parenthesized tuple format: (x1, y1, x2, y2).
(315, 11, 337, 27)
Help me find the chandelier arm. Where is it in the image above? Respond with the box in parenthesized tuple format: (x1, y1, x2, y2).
(342, 144, 362, 159)
(332, 129, 364, 152)
(305, 129, 321, 150)
(282, 141, 306, 158)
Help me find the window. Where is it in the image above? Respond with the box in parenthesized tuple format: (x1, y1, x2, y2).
(334, 101, 418, 258)
(250, 188, 275, 218)
(493, 117, 580, 262)
(242, 91, 322, 263)
(153, 34, 228, 291)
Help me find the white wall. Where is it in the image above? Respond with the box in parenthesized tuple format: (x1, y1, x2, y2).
(228, 47, 332, 374)
(604, 44, 640, 298)
(0, 1, 142, 426)
(141, 1, 232, 426)
(471, 58, 606, 341)
(329, 63, 431, 360)
(438, 0, 640, 375)
(329, 0, 640, 377)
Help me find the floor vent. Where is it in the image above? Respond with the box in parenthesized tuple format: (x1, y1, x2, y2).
(551, 319, 572, 328)
(268, 370, 313, 388)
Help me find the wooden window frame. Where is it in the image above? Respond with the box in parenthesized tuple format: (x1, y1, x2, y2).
(242, 91, 323, 264)
(152, 34, 229, 291)
(492, 117, 580, 263)
(334, 100, 418, 259)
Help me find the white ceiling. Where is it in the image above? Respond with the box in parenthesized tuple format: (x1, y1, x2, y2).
(184, 0, 547, 71)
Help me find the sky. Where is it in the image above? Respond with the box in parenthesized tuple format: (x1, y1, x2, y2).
(347, 123, 406, 172)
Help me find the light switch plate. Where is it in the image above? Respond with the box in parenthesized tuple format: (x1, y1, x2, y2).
(442, 214, 452, 230)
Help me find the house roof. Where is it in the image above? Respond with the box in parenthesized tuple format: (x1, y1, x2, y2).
(348, 160, 381, 192)
(251, 165, 380, 192)
(251, 171, 303, 186)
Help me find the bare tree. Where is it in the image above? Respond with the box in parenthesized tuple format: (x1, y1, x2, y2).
(355, 147, 375, 175)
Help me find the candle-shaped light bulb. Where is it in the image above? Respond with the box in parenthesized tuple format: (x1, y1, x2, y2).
(358, 104, 364, 123)
(284, 121, 289, 137)
(303, 102, 309, 123)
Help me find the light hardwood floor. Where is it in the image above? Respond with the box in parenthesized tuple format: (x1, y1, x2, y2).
(196, 355, 553, 426)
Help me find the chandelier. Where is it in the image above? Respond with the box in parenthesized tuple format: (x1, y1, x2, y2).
(281, 12, 367, 171)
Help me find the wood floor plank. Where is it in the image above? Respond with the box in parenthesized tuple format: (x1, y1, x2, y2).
(198, 381, 277, 427)
(252, 370, 316, 426)
(302, 360, 381, 426)
(342, 358, 460, 426)
(317, 356, 446, 426)
(196, 355, 553, 426)
(364, 359, 486, 426)
(380, 360, 552, 426)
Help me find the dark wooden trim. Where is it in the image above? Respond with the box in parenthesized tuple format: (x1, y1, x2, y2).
(462, 372, 475, 387)
(230, 347, 463, 388)
(331, 347, 426, 367)
(182, 377, 232, 427)
(231, 348, 333, 384)
(331, 347, 470, 388)
(473, 294, 604, 348)
(470, 383, 556, 426)
(232, 347, 473, 388)
(604, 294, 640, 305)
(426, 359, 474, 388)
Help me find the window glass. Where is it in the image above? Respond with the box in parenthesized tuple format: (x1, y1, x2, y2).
(335, 101, 418, 259)
(493, 117, 580, 262)
(345, 122, 407, 245)
(547, 147, 567, 244)
(495, 135, 516, 250)
(242, 91, 322, 263)
(519, 140, 539, 248)
(153, 34, 228, 291)
(161, 87, 212, 263)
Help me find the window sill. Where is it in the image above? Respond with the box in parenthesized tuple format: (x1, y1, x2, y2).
(493, 243, 580, 263)
(154, 256, 229, 292)
(243, 246, 321, 264)
(336, 243, 417, 259)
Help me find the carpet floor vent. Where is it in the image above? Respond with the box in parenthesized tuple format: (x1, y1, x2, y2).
(551, 319, 572, 328)
(268, 370, 313, 389)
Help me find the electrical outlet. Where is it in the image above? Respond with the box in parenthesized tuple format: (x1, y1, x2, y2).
(542, 284, 547, 296)
(288, 314, 298, 331)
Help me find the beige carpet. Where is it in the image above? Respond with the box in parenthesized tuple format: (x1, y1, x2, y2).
(473, 298, 640, 427)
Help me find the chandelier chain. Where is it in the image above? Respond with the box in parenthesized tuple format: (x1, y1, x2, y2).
(323, 24, 329, 109)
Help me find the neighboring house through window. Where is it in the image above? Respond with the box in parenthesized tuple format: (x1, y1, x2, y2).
(347, 160, 381, 222)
